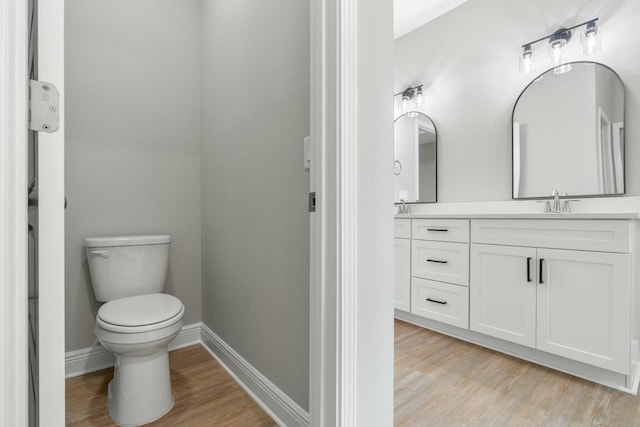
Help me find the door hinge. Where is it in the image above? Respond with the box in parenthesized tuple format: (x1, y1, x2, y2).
(28, 80, 60, 133)
(308, 192, 316, 213)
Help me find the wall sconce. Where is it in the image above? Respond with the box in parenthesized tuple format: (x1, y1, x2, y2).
(395, 85, 423, 114)
(520, 18, 600, 76)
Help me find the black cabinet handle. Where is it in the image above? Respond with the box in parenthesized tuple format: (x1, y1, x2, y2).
(539, 258, 544, 284)
(526, 257, 532, 282)
(427, 259, 448, 264)
(426, 298, 447, 305)
(427, 228, 448, 232)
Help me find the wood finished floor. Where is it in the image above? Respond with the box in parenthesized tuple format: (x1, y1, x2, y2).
(395, 319, 640, 427)
(65, 345, 277, 426)
(67, 323, 640, 426)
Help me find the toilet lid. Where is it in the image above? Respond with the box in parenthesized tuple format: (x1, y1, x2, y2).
(98, 293, 183, 327)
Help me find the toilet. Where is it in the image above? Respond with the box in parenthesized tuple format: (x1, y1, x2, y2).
(85, 234, 184, 426)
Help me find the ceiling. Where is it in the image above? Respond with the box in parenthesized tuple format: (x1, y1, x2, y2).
(394, 0, 469, 39)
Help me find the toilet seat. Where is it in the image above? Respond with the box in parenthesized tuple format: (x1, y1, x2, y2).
(97, 293, 184, 334)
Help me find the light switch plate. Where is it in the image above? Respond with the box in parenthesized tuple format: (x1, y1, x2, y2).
(304, 136, 311, 170)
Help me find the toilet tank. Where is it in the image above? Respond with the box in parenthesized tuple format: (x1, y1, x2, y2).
(84, 235, 171, 302)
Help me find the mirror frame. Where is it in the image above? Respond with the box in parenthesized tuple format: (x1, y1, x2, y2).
(511, 61, 626, 200)
(394, 111, 438, 204)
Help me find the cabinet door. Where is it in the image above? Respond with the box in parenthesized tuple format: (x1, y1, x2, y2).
(470, 244, 537, 347)
(394, 238, 411, 311)
(536, 248, 630, 374)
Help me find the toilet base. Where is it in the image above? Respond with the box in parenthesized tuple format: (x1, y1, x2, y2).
(107, 348, 174, 426)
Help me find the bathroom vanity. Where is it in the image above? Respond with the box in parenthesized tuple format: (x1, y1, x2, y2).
(394, 213, 640, 393)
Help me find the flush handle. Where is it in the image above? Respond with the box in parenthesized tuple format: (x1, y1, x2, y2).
(90, 250, 110, 258)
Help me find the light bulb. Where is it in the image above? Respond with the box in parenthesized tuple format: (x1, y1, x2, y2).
(520, 45, 535, 75)
(551, 40, 565, 65)
(548, 29, 571, 73)
(415, 87, 423, 107)
(401, 97, 409, 112)
(581, 21, 601, 56)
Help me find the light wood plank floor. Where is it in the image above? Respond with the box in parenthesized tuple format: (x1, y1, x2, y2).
(68, 323, 640, 426)
(65, 345, 277, 426)
(395, 318, 640, 427)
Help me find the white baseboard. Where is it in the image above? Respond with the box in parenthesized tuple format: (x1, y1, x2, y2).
(65, 322, 202, 378)
(200, 323, 309, 427)
(168, 322, 202, 351)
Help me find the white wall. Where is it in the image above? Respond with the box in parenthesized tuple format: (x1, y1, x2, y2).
(200, 0, 310, 410)
(64, 0, 203, 351)
(395, 0, 640, 202)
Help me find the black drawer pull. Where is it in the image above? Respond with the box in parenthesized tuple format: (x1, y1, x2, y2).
(539, 258, 544, 284)
(426, 298, 447, 305)
(427, 259, 448, 264)
(427, 228, 448, 232)
(526, 257, 532, 282)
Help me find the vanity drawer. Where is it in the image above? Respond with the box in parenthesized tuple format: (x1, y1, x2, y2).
(412, 240, 469, 285)
(471, 219, 630, 253)
(394, 219, 411, 239)
(411, 277, 469, 329)
(412, 219, 469, 243)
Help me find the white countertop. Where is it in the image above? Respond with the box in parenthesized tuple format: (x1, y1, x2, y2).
(395, 212, 640, 220)
(394, 197, 640, 220)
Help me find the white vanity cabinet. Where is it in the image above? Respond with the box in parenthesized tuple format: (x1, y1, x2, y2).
(470, 219, 631, 374)
(394, 219, 411, 311)
(395, 214, 639, 391)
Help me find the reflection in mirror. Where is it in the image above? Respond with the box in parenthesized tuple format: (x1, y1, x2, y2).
(513, 62, 625, 199)
(394, 112, 437, 203)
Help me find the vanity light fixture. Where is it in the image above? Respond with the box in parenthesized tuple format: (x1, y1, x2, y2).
(519, 18, 600, 76)
(396, 85, 423, 113)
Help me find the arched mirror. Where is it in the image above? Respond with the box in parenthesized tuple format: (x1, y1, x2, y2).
(394, 112, 437, 203)
(512, 61, 625, 199)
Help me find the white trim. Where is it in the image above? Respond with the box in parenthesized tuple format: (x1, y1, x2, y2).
(64, 323, 202, 378)
(200, 324, 309, 427)
(338, 0, 358, 424)
(0, 0, 29, 424)
(309, 0, 359, 425)
(37, 0, 65, 424)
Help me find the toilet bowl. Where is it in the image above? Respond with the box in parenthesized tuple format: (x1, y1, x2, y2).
(96, 294, 184, 426)
(85, 235, 184, 426)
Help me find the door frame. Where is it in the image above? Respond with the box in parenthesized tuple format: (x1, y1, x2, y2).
(310, 0, 394, 425)
(0, 0, 65, 424)
(309, 0, 358, 424)
(0, 0, 29, 424)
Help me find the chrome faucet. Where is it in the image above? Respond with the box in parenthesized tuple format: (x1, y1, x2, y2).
(551, 190, 561, 213)
(398, 199, 411, 215)
(561, 192, 580, 213)
(538, 190, 580, 213)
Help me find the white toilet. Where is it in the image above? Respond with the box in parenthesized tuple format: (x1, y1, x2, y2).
(85, 234, 184, 426)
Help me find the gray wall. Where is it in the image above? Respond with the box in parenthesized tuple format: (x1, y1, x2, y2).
(395, 0, 640, 202)
(65, 0, 203, 352)
(200, 0, 310, 410)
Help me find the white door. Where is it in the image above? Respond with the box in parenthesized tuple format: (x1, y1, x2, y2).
(394, 238, 411, 311)
(470, 244, 537, 347)
(536, 248, 630, 374)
